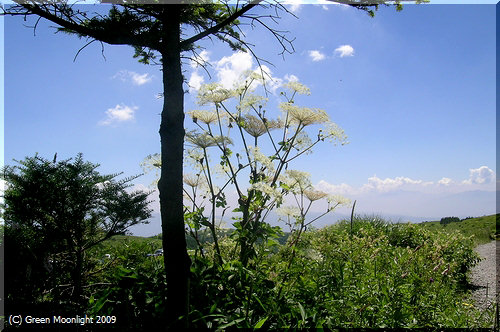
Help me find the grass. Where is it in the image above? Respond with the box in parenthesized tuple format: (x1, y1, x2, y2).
(417, 214, 497, 245)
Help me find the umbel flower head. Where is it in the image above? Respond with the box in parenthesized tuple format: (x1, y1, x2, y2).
(249, 182, 282, 204)
(186, 130, 232, 149)
(328, 194, 351, 207)
(280, 103, 330, 126)
(277, 205, 301, 218)
(321, 122, 349, 146)
(197, 83, 233, 105)
(183, 173, 203, 188)
(241, 115, 282, 138)
(238, 94, 268, 112)
(284, 81, 311, 95)
(284, 169, 312, 194)
(188, 110, 223, 125)
(248, 146, 275, 174)
(304, 189, 328, 202)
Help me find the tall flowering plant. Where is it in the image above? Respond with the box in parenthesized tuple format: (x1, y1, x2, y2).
(143, 72, 350, 266)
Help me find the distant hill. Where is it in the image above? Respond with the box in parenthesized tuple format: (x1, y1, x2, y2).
(417, 214, 497, 245)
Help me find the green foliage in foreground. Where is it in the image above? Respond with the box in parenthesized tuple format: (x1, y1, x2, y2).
(418, 214, 497, 245)
(86, 215, 493, 329)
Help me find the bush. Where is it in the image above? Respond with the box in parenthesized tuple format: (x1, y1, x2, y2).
(187, 216, 490, 328)
(440, 216, 461, 225)
(2, 153, 152, 315)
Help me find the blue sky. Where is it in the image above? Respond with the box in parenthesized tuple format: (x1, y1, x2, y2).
(2, 3, 497, 236)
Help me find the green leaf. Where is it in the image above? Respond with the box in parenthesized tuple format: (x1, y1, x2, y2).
(254, 316, 268, 329)
(298, 302, 306, 322)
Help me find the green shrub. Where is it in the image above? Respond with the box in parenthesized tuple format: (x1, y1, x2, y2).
(187, 216, 491, 328)
(440, 216, 461, 225)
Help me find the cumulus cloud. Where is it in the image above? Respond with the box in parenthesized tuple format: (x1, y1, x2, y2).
(316, 166, 496, 198)
(308, 50, 326, 62)
(284, 74, 299, 82)
(216, 51, 254, 88)
(438, 177, 453, 186)
(254, 65, 283, 93)
(188, 71, 204, 92)
(113, 70, 152, 86)
(335, 45, 355, 57)
(462, 166, 495, 185)
(313, 167, 496, 218)
(361, 176, 433, 193)
(187, 51, 286, 94)
(316, 180, 356, 195)
(99, 104, 137, 126)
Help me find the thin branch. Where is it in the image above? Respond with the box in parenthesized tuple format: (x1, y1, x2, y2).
(73, 39, 96, 62)
(180, 0, 262, 49)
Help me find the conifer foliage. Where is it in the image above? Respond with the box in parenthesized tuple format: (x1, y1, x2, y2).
(1, 153, 152, 314)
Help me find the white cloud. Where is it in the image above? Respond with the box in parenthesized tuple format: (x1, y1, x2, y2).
(335, 44, 355, 58)
(188, 51, 287, 94)
(287, 0, 303, 13)
(361, 175, 432, 193)
(254, 65, 283, 93)
(99, 104, 137, 126)
(438, 177, 453, 186)
(284, 74, 299, 82)
(316, 180, 356, 195)
(113, 70, 152, 86)
(188, 71, 204, 92)
(216, 51, 254, 89)
(312, 167, 496, 219)
(462, 166, 495, 185)
(308, 50, 326, 62)
(131, 72, 152, 86)
(317, 166, 496, 198)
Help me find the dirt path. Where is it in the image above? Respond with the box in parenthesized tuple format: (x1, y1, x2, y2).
(468, 240, 497, 314)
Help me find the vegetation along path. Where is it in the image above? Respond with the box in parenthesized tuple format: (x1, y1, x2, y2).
(468, 240, 498, 313)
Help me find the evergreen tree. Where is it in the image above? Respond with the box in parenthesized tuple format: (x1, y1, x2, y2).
(2, 153, 152, 315)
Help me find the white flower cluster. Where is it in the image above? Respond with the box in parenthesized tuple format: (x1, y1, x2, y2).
(188, 110, 223, 125)
(284, 169, 312, 194)
(183, 173, 204, 188)
(248, 146, 275, 175)
(280, 103, 330, 126)
(284, 81, 311, 95)
(186, 131, 232, 149)
(292, 131, 313, 153)
(197, 83, 234, 105)
(277, 205, 301, 218)
(327, 194, 351, 207)
(322, 122, 349, 146)
(241, 115, 282, 138)
(238, 94, 268, 112)
(304, 189, 328, 202)
(249, 181, 282, 204)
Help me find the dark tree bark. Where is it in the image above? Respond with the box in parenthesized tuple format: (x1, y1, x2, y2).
(158, 5, 191, 328)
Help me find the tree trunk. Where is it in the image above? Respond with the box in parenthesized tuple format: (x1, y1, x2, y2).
(158, 5, 191, 329)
